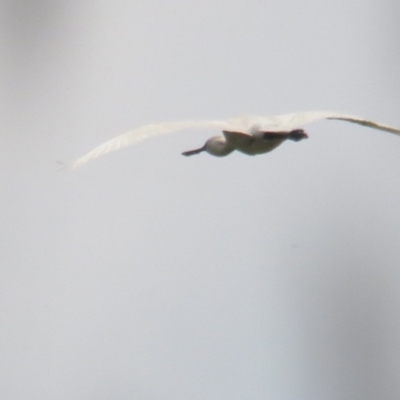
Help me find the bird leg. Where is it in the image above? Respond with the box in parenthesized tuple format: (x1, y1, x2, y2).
(287, 129, 308, 141)
(261, 129, 308, 141)
(262, 132, 287, 140)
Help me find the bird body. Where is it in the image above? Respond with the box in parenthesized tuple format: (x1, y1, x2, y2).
(225, 130, 281, 155)
(68, 111, 400, 170)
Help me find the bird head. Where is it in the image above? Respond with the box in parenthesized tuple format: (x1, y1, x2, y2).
(205, 136, 234, 157)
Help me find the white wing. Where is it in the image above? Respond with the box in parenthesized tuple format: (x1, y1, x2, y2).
(247, 111, 400, 134)
(326, 114, 400, 135)
(69, 111, 400, 169)
(69, 120, 225, 170)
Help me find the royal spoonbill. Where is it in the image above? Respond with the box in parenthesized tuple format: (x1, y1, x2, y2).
(69, 111, 400, 170)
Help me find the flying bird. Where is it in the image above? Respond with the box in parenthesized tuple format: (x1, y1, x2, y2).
(69, 111, 400, 170)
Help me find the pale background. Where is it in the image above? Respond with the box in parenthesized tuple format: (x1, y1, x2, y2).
(1, 1, 400, 399)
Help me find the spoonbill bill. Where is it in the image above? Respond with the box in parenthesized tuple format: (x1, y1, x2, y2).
(69, 111, 400, 170)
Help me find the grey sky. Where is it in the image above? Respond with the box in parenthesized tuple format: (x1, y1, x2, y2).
(1, 1, 400, 399)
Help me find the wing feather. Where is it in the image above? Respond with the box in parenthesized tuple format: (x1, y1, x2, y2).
(251, 111, 400, 135)
(69, 111, 400, 170)
(69, 120, 225, 170)
(327, 114, 400, 135)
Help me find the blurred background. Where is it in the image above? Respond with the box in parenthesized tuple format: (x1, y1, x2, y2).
(1, 0, 400, 399)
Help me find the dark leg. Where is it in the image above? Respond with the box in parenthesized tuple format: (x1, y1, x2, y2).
(288, 129, 308, 141)
(262, 132, 287, 140)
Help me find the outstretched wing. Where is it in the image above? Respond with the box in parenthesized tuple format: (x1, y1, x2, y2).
(69, 120, 225, 170)
(326, 114, 400, 135)
(69, 112, 400, 170)
(248, 111, 400, 135)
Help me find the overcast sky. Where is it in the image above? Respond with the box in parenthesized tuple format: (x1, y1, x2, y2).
(1, 1, 400, 399)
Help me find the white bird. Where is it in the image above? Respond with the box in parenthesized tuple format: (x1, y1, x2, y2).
(69, 111, 400, 170)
